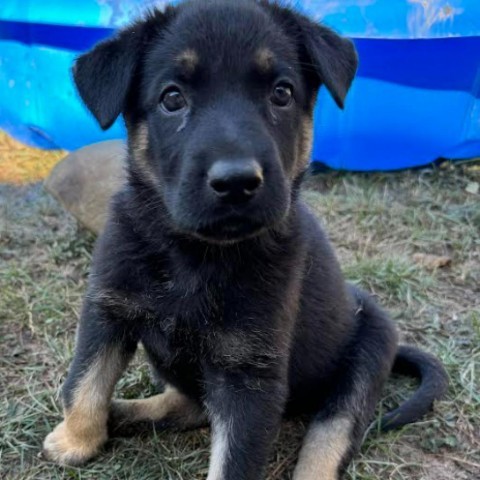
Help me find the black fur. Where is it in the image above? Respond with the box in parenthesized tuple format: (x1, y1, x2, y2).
(54, 1, 448, 478)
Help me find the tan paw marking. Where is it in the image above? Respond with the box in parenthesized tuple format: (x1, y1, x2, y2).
(43, 421, 107, 466)
(293, 416, 353, 480)
(110, 385, 206, 429)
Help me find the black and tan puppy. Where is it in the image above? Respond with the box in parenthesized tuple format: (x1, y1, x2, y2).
(43, 1, 448, 478)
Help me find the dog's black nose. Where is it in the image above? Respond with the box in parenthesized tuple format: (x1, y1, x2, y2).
(208, 159, 263, 201)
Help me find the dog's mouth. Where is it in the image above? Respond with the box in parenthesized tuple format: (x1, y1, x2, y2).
(189, 215, 268, 244)
(171, 180, 291, 244)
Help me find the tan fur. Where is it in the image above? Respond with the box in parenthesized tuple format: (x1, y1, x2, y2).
(293, 115, 314, 178)
(87, 287, 154, 320)
(293, 416, 353, 480)
(43, 347, 128, 465)
(131, 123, 158, 186)
(111, 385, 206, 429)
(254, 47, 275, 74)
(176, 48, 199, 77)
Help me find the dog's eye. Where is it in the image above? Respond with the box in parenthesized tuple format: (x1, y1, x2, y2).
(160, 88, 187, 113)
(271, 83, 293, 107)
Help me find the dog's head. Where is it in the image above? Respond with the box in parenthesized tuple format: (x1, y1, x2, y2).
(73, 0, 357, 243)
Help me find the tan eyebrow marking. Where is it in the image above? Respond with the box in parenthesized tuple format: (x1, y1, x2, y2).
(254, 47, 275, 74)
(175, 48, 199, 77)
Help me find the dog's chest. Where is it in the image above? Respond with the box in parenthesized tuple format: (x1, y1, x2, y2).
(117, 235, 300, 378)
(138, 264, 284, 373)
(138, 267, 226, 361)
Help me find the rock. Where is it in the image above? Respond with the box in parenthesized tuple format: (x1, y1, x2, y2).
(465, 181, 479, 195)
(45, 140, 126, 234)
(412, 253, 452, 270)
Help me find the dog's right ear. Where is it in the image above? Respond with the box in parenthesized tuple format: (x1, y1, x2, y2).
(73, 9, 176, 130)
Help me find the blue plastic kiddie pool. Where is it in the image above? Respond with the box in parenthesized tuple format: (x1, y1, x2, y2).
(1, 0, 479, 170)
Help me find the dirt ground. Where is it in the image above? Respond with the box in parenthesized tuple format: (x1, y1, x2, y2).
(0, 163, 479, 479)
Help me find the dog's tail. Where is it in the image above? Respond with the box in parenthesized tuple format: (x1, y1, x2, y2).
(379, 345, 449, 431)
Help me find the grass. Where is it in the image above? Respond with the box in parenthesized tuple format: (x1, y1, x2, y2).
(1, 162, 479, 479)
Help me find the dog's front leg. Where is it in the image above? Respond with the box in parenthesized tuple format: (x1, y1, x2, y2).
(43, 299, 137, 465)
(204, 366, 287, 480)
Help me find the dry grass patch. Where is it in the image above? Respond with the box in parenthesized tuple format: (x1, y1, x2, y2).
(0, 131, 65, 184)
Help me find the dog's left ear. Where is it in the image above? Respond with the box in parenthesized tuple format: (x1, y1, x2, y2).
(267, 5, 358, 109)
(298, 19, 358, 109)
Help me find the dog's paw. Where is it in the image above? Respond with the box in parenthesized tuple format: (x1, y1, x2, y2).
(43, 421, 107, 466)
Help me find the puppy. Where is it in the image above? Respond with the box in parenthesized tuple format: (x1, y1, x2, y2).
(43, 1, 448, 478)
